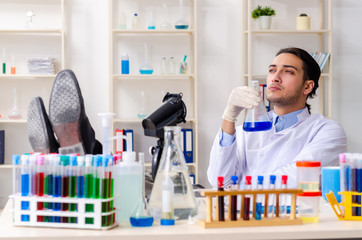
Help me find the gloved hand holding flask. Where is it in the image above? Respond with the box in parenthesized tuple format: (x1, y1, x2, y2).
(222, 86, 260, 122)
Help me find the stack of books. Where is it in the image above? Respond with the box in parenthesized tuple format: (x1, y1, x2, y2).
(311, 52, 330, 71)
(27, 57, 56, 74)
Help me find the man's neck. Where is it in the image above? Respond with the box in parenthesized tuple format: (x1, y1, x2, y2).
(273, 104, 305, 116)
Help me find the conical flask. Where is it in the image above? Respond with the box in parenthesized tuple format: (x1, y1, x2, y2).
(148, 126, 198, 221)
(243, 80, 272, 132)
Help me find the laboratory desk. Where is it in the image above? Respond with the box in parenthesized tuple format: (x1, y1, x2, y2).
(1, 200, 362, 240)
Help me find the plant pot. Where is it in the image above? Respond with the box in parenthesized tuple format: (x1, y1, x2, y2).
(296, 16, 310, 30)
(258, 16, 272, 30)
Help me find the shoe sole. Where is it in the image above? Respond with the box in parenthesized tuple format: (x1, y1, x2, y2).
(27, 97, 52, 153)
(49, 69, 83, 148)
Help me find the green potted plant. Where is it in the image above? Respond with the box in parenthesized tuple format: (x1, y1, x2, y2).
(251, 5, 276, 29)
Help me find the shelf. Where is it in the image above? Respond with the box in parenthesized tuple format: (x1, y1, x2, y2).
(144, 162, 196, 168)
(114, 118, 197, 123)
(0, 164, 12, 169)
(113, 74, 195, 80)
(113, 29, 195, 35)
(0, 74, 57, 80)
(243, 29, 330, 34)
(0, 119, 27, 123)
(0, 29, 63, 34)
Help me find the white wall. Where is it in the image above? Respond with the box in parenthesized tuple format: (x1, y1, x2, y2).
(1, 0, 361, 206)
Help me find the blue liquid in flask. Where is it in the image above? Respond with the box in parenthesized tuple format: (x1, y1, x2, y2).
(139, 69, 153, 74)
(130, 216, 154, 227)
(175, 25, 189, 29)
(243, 121, 272, 132)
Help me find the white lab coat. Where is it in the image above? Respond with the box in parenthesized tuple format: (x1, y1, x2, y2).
(207, 108, 347, 188)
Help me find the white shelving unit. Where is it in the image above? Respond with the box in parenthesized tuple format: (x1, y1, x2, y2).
(242, 0, 332, 118)
(109, 0, 199, 182)
(0, 0, 66, 165)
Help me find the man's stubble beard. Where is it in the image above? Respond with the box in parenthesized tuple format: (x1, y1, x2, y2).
(266, 84, 304, 107)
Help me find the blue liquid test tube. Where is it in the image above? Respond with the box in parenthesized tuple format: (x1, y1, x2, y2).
(20, 155, 30, 222)
(52, 155, 61, 222)
(12, 155, 21, 195)
(77, 156, 85, 198)
(255, 176, 264, 220)
(268, 175, 276, 218)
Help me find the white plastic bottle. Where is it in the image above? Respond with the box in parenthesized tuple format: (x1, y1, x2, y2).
(114, 151, 143, 223)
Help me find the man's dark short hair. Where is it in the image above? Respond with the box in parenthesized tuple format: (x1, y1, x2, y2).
(276, 47, 321, 113)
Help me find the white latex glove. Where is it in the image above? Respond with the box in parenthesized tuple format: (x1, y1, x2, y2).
(222, 86, 260, 122)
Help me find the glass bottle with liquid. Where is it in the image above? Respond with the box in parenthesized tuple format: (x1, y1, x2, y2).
(130, 153, 154, 227)
(139, 43, 153, 74)
(174, 0, 189, 29)
(148, 126, 198, 221)
(243, 80, 272, 132)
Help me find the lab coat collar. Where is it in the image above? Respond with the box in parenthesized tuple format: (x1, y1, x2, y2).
(269, 107, 310, 131)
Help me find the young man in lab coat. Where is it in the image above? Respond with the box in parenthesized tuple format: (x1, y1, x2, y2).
(207, 47, 347, 188)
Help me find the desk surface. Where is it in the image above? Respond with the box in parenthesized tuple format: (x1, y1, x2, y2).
(1, 199, 362, 240)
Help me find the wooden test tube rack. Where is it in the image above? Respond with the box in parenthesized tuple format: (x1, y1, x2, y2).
(198, 188, 303, 228)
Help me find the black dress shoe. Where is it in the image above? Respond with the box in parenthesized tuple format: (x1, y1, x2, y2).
(27, 97, 60, 153)
(49, 69, 102, 155)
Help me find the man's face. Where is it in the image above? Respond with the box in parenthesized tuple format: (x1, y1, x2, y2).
(266, 53, 308, 107)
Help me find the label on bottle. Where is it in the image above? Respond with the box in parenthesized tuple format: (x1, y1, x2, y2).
(162, 189, 172, 212)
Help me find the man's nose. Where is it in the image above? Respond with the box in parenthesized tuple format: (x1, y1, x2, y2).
(271, 71, 281, 83)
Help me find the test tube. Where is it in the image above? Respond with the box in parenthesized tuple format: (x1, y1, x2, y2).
(36, 155, 45, 222)
(268, 175, 276, 218)
(339, 153, 347, 192)
(77, 156, 85, 198)
(356, 156, 362, 217)
(230, 175, 238, 221)
(45, 154, 54, 222)
(2, 48, 6, 74)
(84, 155, 94, 199)
(52, 155, 61, 222)
(217, 176, 225, 221)
(85, 155, 94, 224)
(60, 155, 70, 223)
(279, 175, 288, 218)
(69, 155, 78, 223)
(29, 155, 37, 196)
(20, 155, 30, 222)
(12, 155, 21, 195)
(106, 155, 114, 225)
(94, 155, 103, 199)
(11, 55, 15, 74)
(243, 176, 252, 220)
(255, 176, 264, 220)
(102, 156, 110, 227)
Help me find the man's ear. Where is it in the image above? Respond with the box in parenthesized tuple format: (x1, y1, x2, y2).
(304, 80, 314, 95)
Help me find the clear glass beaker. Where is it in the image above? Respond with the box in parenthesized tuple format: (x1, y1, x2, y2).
(243, 80, 272, 132)
(148, 126, 198, 221)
